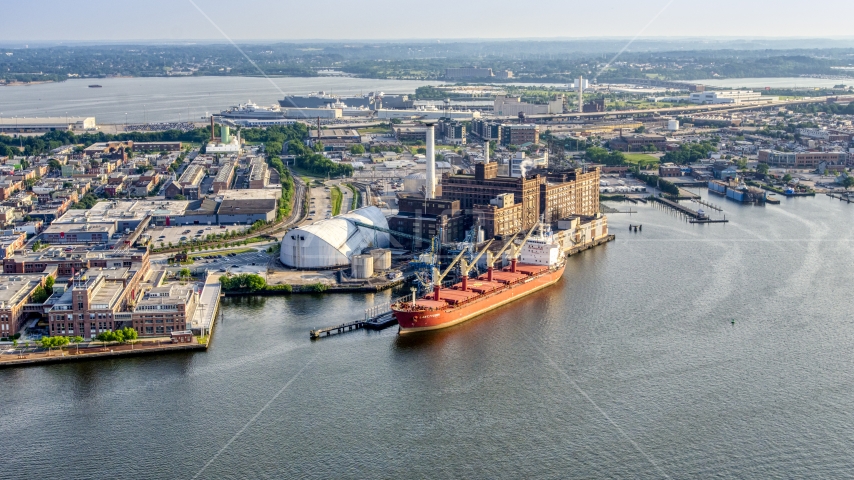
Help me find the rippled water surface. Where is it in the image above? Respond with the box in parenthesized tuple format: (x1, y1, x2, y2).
(0, 76, 442, 124)
(2, 194, 854, 479)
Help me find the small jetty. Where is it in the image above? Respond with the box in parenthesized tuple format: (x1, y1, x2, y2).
(690, 218, 729, 224)
(310, 301, 399, 340)
(310, 320, 366, 340)
(827, 192, 852, 203)
(628, 224, 643, 232)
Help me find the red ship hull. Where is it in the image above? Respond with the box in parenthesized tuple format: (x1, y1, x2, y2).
(393, 263, 565, 334)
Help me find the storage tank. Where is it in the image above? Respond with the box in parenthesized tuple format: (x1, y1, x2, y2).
(351, 254, 374, 279)
(403, 172, 427, 193)
(370, 249, 392, 270)
(667, 120, 680, 131)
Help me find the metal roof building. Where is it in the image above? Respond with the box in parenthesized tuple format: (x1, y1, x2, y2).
(280, 206, 390, 269)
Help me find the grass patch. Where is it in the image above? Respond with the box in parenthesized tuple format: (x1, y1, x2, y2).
(330, 186, 343, 216)
(194, 248, 256, 258)
(624, 153, 660, 169)
(624, 153, 659, 163)
(344, 183, 360, 210)
(357, 127, 391, 134)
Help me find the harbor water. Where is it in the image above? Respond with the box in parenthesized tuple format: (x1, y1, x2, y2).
(0, 76, 444, 124)
(2, 194, 854, 478)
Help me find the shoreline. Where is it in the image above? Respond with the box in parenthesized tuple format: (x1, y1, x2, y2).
(0, 342, 207, 369)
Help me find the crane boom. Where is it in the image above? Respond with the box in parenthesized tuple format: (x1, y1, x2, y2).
(510, 222, 541, 257)
(461, 239, 494, 276)
(486, 233, 518, 268)
(434, 247, 469, 285)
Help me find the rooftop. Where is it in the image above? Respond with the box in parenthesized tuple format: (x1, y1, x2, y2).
(0, 274, 44, 308)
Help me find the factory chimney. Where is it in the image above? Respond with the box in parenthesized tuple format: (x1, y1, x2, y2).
(425, 122, 436, 199)
(577, 76, 584, 114)
(484, 140, 490, 164)
(210, 116, 215, 142)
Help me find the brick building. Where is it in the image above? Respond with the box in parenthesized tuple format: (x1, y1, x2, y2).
(387, 195, 467, 249)
(472, 193, 523, 239)
(0, 269, 56, 337)
(441, 162, 542, 230)
(500, 125, 539, 146)
(609, 134, 668, 152)
(132, 285, 198, 337)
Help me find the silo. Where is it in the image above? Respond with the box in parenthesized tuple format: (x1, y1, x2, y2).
(222, 125, 231, 143)
(351, 254, 374, 279)
(403, 172, 427, 193)
(370, 249, 392, 270)
(667, 119, 680, 131)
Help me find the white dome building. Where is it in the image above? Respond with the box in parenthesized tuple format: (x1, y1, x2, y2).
(403, 172, 427, 194)
(280, 206, 391, 269)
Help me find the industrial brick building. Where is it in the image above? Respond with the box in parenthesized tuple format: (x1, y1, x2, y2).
(131, 285, 198, 336)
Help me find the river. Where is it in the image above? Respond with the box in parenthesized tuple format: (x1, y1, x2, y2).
(0, 76, 444, 125)
(691, 77, 853, 89)
(2, 193, 854, 479)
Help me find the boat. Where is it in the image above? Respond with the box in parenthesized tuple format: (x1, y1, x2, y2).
(279, 91, 412, 109)
(393, 221, 566, 334)
(219, 101, 286, 120)
(88, 85, 102, 88)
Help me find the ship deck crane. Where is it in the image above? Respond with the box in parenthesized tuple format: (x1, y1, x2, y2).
(483, 223, 540, 280)
(458, 239, 494, 291)
(506, 222, 542, 274)
(430, 247, 469, 301)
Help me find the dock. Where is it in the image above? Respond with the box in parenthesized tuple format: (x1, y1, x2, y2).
(691, 197, 723, 212)
(310, 320, 367, 339)
(566, 234, 615, 257)
(652, 196, 706, 219)
(827, 193, 852, 203)
(310, 300, 400, 340)
(690, 219, 729, 224)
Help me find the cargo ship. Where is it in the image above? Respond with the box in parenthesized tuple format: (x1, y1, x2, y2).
(393, 222, 565, 334)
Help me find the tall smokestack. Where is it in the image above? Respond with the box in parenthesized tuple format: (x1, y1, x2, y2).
(210, 116, 215, 142)
(484, 140, 490, 164)
(577, 76, 584, 114)
(425, 122, 436, 199)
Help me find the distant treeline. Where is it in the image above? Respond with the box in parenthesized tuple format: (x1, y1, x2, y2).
(4, 43, 854, 83)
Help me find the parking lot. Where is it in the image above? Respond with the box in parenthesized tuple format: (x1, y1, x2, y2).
(147, 224, 250, 248)
(194, 249, 271, 273)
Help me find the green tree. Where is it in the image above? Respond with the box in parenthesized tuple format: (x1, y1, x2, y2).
(119, 327, 138, 344)
(40, 336, 69, 355)
(349, 144, 366, 155)
(783, 173, 793, 183)
(70, 336, 84, 354)
(842, 175, 854, 190)
(48, 158, 62, 173)
(178, 268, 191, 282)
(757, 163, 770, 175)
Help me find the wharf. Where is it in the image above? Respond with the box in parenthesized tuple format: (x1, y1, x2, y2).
(0, 341, 206, 369)
(690, 219, 729, 224)
(652, 196, 706, 219)
(827, 193, 852, 203)
(691, 197, 722, 211)
(566, 235, 615, 257)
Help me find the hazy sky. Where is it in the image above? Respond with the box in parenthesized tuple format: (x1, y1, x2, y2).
(4, 0, 854, 42)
